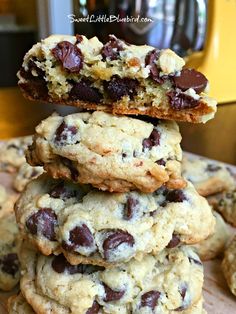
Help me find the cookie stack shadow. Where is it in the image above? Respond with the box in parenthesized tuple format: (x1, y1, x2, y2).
(8, 34, 218, 313)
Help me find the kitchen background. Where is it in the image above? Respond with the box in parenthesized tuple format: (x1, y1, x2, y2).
(0, 0, 235, 164)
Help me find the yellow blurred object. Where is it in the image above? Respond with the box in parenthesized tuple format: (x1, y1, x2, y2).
(186, 0, 236, 103)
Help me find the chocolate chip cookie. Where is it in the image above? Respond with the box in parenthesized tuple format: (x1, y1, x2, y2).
(13, 163, 43, 192)
(182, 155, 235, 197)
(214, 189, 236, 227)
(26, 111, 185, 193)
(0, 184, 17, 219)
(192, 211, 229, 261)
(15, 175, 215, 267)
(19, 242, 204, 314)
(18, 34, 217, 123)
(0, 212, 20, 291)
(0, 136, 32, 173)
(8, 293, 35, 314)
(222, 235, 236, 296)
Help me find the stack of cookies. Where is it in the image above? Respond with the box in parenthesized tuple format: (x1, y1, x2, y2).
(9, 34, 217, 313)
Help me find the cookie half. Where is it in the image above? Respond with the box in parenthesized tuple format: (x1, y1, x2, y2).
(15, 175, 215, 267)
(18, 34, 217, 123)
(26, 111, 184, 193)
(19, 242, 204, 314)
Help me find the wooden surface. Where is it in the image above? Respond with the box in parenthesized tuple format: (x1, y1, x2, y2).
(0, 156, 236, 313)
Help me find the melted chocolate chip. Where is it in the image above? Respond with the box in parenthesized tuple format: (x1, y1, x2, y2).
(61, 158, 79, 181)
(102, 283, 125, 302)
(188, 256, 202, 266)
(75, 34, 83, 44)
(173, 69, 208, 94)
(49, 181, 76, 200)
(167, 90, 199, 110)
(69, 80, 102, 103)
(105, 76, 139, 101)
(26, 208, 57, 241)
(54, 121, 77, 145)
(124, 197, 138, 220)
(102, 230, 134, 260)
(145, 49, 164, 84)
(165, 190, 186, 203)
(86, 301, 100, 314)
(166, 234, 180, 248)
(175, 284, 188, 311)
(51, 41, 83, 73)
(140, 290, 161, 310)
(62, 224, 94, 251)
(206, 164, 222, 172)
(142, 129, 160, 150)
(101, 35, 124, 61)
(0, 253, 19, 276)
(155, 158, 166, 166)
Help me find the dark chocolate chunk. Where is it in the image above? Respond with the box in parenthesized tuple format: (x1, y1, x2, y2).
(102, 282, 125, 302)
(61, 157, 79, 181)
(86, 301, 100, 314)
(101, 34, 124, 61)
(69, 80, 102, 103)
(26, 208, 57, 241)
(175, 284, 188, 311)
(51, 41, 83, 73)
(75, 34, 83, 44)
(62, 224, 94, 251)
(167, 90, 199, 110)
(102, 229, 134, 260)
(142, 129, 160, 151)
(173, 69, 208, 94)
(140, 290, 161, 310)
(166, 234, 180, 248)
(155, 158, 166, 166)
(165, 190, 186, 203)
(206, 164, 222, 172)
(49, 181, 76, 200)
(105, 76, 139, 101)
(124, 197, 138, 220)
(188, 256, 202, 266)
(54, 121, 77, 145)
(0, 253, 19, 276)
(145, 49, 164, 84)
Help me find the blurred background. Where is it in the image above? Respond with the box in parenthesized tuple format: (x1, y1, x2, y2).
(0, 0, 235, 164)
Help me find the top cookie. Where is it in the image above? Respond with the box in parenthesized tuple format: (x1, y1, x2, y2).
(26, 111, 184, 193)
(18, 34, 217, 123)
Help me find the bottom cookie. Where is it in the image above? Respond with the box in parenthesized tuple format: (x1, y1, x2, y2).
(222, 235, 236, 296)
(19, 243, 203, 314)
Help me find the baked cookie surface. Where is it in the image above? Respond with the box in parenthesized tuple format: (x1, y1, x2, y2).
(15, 175, 215, 267)
(214, 189, 236, 227)
(13, 163, 43, 192)
(18, 34, 217, 123)
(222, 235, 236, 296)
(8, 293, 35, 314)
(26, 111, 184, 193)
(19, 243, 204, 314)
(0, 184, 17, 219)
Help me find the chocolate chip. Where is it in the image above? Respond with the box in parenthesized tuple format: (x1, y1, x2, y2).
(49, 181, 76, 200)
(167, 90, 199, 110)
(52, 254, 103, 275)
(102, 283, 125, 302)
(19, 71, 48, 100)
(140, 290, 161, 310)
(145, 49, 164, 84)
(124, 197, 138, 220)
(75, 34, 83, 44)
(188, 256, 202, 266)
(101, 35, 124, 61)
(26, 208, 57, 241)
(175, 284, 188, 311)
(62, 224, 94, 251)
(0, 253, 19, 276)
(142, 129, 160, 151)
(166, 234, 180, 248)
(165, 190, 186, 203)
(54, 121, 77, 145)
(86, 301, 100, 314)
(69, 80, 102, 103)
(51, 41, 83, 73)
(155, 158, 166, 166)
(206, 164, 222, 172)
(102, 230, 134, 260)
(173, 69, 208, 94)
(105, 76, 139, 101)
(61, 157, 79, 181)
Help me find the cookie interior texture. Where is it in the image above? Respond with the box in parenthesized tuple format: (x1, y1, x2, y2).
(18, 34, 217, 123)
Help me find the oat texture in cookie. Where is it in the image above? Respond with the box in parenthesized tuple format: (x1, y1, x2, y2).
(0, 212, 20, 291)
(192, 211, 229, 261)
(19, 242, 203, 314)
(222, 235, 236, 296)
(0, 136, 32, 172)
(182, 155, 235, 197)
(18, 34, 217, 123)
(15, 174, 215, 266)
(26, 111, 185, 193)
(8, 293, 35, 314)
(214, 189, 236, 227)
(13, 163, 43, 192)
